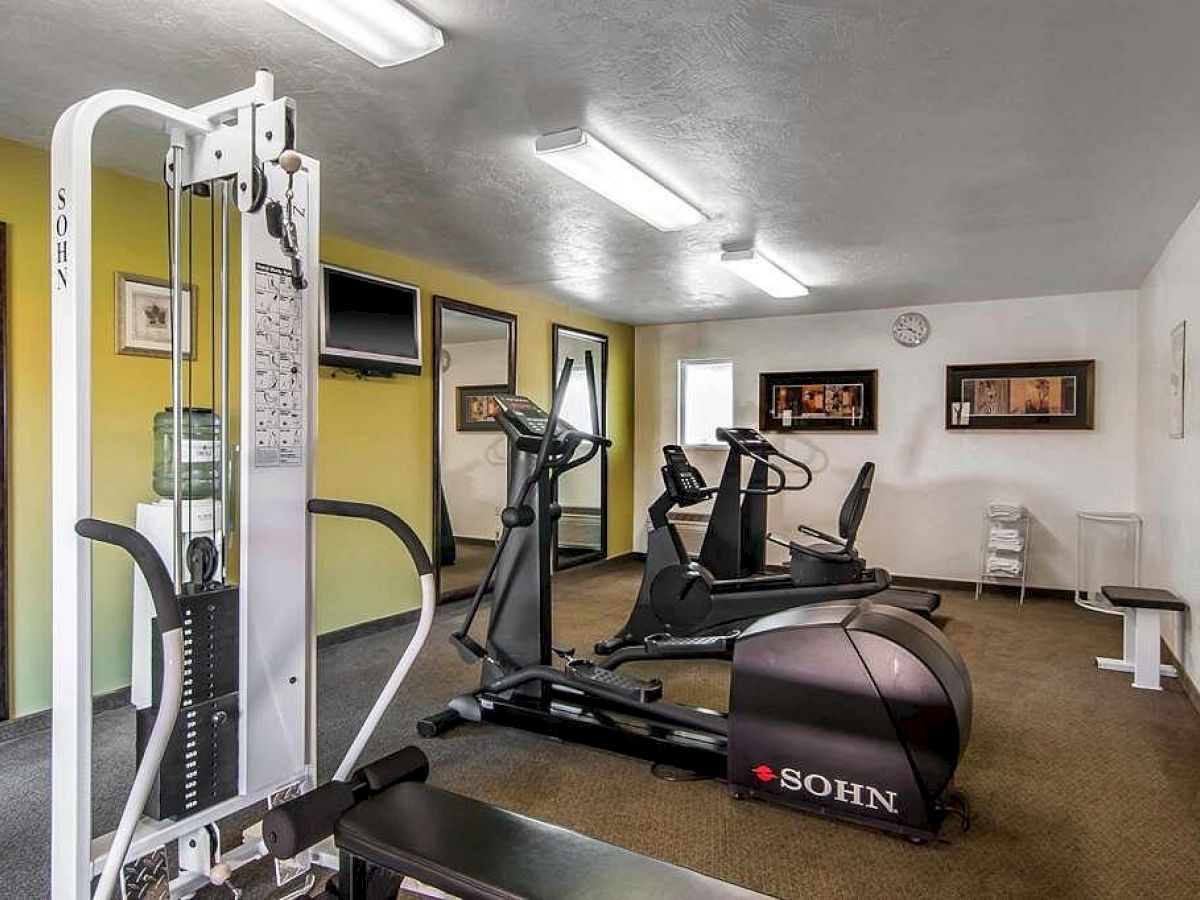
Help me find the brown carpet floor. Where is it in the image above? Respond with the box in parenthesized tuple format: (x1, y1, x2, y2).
(439, 539, 496, 594)
(390, 560, 1200, 899)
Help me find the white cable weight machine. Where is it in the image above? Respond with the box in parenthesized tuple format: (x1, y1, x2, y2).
(51, 71, 321, 899)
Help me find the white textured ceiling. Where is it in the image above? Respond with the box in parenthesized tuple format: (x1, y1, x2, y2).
(3, 1, 1200, 323)
(441, 307, 510, 344)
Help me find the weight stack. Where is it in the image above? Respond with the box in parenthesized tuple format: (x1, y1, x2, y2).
(138, 586, 240, 820)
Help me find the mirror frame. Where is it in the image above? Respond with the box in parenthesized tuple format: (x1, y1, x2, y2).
(431, 295, 518, 601)
(551, 324, 609, 571)
(0, 223, 7, 720)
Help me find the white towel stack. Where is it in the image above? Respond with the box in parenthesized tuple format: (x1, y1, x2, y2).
(988, 527, 1024, 551)
(987, 502, 1026, 521)
(986, 554, 1023, 576)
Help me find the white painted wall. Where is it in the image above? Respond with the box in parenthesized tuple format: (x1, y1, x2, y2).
(441, 338, 509, 540)
(633, 291, 1139, 590)
(1136, 201, 1200, 684)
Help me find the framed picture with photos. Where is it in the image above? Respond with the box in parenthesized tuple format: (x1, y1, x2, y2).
(116, 272, 196, 359)
(456, 384, 507, 432)
(946, 360, 1095, 430)
(758, 369, 878, 432)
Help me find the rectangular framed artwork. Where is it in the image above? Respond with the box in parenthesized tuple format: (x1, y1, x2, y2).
(1170, 320, 1186, 439)
(758, 369, 878, 432)
(456, 384, 507, 432)
(946, 360, 1095, 430)
(116, 272, 196, 358)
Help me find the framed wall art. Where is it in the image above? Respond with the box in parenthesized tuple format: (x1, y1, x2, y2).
(758, 369, 878, 432)
(1170, 321, 1186, 439)
(456, 384, 507, 432)
(946, 360, 1095, 430)
(116, 272, 196, 358)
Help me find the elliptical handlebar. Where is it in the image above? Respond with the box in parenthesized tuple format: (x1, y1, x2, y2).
(552, 351, 611, 481)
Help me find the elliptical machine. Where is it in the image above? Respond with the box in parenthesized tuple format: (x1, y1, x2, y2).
(421, 356, 973, 842)
(598, 435, 940, 654)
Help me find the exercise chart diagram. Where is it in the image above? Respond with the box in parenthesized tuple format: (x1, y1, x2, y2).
(253, 263, 305, 467)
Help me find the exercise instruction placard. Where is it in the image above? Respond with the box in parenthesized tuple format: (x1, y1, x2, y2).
(253, 263, 304, 467)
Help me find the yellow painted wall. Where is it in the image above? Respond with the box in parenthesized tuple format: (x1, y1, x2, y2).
(0, 137, 634, 718)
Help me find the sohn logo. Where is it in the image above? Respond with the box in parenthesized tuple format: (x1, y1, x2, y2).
(750, 764, 777, 783)
(53, 187, 70, 290)
(750, 764, 899, 815)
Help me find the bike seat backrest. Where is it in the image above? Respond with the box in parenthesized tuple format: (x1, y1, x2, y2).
(838, 462, 875, 547)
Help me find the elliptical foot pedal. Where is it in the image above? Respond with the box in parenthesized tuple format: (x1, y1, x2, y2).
(644, 632, 737, 656)
(565, 660, 663, 702)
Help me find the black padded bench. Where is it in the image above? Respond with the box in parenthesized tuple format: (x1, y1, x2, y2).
(1096, 585, 1187, 691)
(335, 781, 766, 899)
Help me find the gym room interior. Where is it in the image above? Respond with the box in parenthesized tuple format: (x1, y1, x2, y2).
(0, 2, 1197, 898)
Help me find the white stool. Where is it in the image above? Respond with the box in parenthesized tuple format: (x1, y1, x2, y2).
(1096, 585, 1186, 691)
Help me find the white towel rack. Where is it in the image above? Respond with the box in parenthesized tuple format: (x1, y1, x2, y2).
(976, 504, 1031, 604)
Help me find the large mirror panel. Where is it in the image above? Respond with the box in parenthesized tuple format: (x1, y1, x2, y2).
(433, 298, 516, 600)
(552, 325, 608, 570)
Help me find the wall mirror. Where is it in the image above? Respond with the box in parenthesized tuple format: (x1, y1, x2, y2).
(0, 222, 7, 721)
(552, 325, 608, 570)
(432, 297, 516, 601)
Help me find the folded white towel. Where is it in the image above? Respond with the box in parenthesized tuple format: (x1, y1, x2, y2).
(988, 502, 1026, 520)
(989, 540, 1024, 553)
(986, 554, 1023, 576)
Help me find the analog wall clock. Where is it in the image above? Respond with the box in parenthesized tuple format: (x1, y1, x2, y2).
(892, 311, 931, 347)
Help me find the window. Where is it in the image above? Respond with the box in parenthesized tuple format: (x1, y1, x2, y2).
(678, 359, 733, 447)
(561, 361, 597, 434)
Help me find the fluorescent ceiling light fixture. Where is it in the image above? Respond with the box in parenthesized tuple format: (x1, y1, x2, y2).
(264, 0, 444, 67)
(720, 248, 809, 298)
(534, 128, 704, 232)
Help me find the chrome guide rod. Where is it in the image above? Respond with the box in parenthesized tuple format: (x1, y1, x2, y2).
(169, 143, 184, 591)
(219, 178, 232, 578)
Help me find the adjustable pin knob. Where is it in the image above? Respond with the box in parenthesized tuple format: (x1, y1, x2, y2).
(278, 150, 302, 175)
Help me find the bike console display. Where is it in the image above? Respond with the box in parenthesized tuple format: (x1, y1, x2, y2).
(661, 445, 711, 506)
(716, 427, 777, 457)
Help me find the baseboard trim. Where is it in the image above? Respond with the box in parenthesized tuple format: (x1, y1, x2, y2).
(891, 574, 1074, 601)
(317, 606, 425, 650)
(590, 552, 638, 569)
(453, 536, 496, 547)
(1164, 644, 1200, 716)
(0, 686, 131, 745)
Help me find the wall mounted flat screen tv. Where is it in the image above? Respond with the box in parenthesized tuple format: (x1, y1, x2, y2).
(320, 264, 422, 374)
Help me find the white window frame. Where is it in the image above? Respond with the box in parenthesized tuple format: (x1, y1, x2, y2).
(677, 357, 733, 449)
